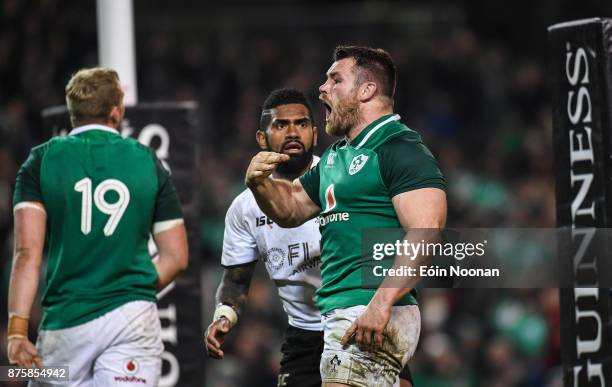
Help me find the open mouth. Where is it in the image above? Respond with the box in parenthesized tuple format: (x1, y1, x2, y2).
(282, 141, 305, 155)
(322, 101, 332, 121)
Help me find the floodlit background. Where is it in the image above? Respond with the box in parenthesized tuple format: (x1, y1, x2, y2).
(2, 1, 611, 386)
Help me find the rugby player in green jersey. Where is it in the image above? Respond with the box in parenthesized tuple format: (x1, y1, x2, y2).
(206, 88, 414, 387)
(246, 46, 447, 386)
(7, 68, 188, 386)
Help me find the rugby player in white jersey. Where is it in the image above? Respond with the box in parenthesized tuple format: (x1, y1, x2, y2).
(205, 89, 413, 387)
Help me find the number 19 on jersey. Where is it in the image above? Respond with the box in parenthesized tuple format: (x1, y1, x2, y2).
(74, 177, 130, 236)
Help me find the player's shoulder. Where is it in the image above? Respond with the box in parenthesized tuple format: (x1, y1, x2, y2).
(26, 137, 62, 161)
(112, 135, 156, 156)
(125, 135, 153, 151)
(384, 120, 422, 143)
(376, 123, 440, 178)
(31, 138, 55, 153)
(375, 123, 426, 155)
(385, 129, 422, 146)
(108, 136, 160, 168)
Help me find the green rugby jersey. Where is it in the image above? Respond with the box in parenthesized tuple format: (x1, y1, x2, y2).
(300, 114, 445, 314)
(13, 125, 183, 330)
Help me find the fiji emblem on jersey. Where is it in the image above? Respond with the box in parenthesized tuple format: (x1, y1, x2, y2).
(264, 247, 285, 271)
(348, 154, 369, 175)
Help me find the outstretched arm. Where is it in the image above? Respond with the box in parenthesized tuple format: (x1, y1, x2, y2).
(245, 151, 320, 227)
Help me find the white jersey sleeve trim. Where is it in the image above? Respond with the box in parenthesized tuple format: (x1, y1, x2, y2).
(221, 191, 259, 266)
(152, 218, 184, 234)
(13, 202, 46, 214)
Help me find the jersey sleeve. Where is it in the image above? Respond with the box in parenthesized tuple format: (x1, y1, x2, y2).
(153, 155, 183, 223)
(13, 145, 46, 207)
(221, 195, 258, 267)
(298, 160, 321, 207)
(377, 133, 446, 198)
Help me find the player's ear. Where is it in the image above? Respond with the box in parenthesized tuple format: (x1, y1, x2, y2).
(312, 126, 318, 147)
(108, 105, 122, 128)
(358, 82, 377, 102)
(256, 130, 268, 150)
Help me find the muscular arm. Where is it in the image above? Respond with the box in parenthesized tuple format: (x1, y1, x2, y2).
(246, 152, 320, 227)
(342, 188, 447, 351)
(369, 187, 447, 306)
(215, 263, 256, 316)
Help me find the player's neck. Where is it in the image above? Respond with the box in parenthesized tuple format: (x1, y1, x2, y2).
(346, 106, 393, 141)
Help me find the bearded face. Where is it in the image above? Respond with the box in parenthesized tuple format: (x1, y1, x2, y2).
(319, 58, 365, 138)
(323, 88, 361, 137)
(257, 103, 317, 179)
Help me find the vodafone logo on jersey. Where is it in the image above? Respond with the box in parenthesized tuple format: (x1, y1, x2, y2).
(319, 184, 350, 226)
(322, 184, 337, 213)
(114, 359, 147, 384)
(124, 359, 139, 374)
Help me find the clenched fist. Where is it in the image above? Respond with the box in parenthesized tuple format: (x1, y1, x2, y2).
(245, 152, 290, 187)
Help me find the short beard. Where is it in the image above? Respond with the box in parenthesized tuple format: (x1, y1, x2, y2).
(264, 135, 315, 179)
(276, 145, 314, 179)
(325, 91, 360, 137)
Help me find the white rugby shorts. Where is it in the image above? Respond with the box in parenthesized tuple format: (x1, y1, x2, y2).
(30, 300, 163, 387)
(320, 304, 420, 387)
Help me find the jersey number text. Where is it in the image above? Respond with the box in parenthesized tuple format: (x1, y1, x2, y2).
(74, 177, 130, 236)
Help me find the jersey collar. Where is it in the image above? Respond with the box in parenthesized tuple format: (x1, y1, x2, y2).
(69, 124, 120, 136)
(310, 155, 321, 168)
(349, 114, 400, 149)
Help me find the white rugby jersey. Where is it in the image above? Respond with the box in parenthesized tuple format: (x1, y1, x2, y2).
(221, 157, 322, 331)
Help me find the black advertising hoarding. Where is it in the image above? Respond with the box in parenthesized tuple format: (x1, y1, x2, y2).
(42, 102, 203, 387)
(549, 18, 612, 386)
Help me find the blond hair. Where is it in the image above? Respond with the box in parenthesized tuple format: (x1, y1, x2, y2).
(65, 67, 123, 127)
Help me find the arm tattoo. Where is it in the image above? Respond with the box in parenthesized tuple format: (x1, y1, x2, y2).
(215, 262, 256, 316)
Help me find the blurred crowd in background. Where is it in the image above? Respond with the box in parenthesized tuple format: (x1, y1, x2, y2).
(2, 0, 610, 386)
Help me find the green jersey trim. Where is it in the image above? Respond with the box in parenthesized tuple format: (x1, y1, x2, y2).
(350, 114, 400, 149)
